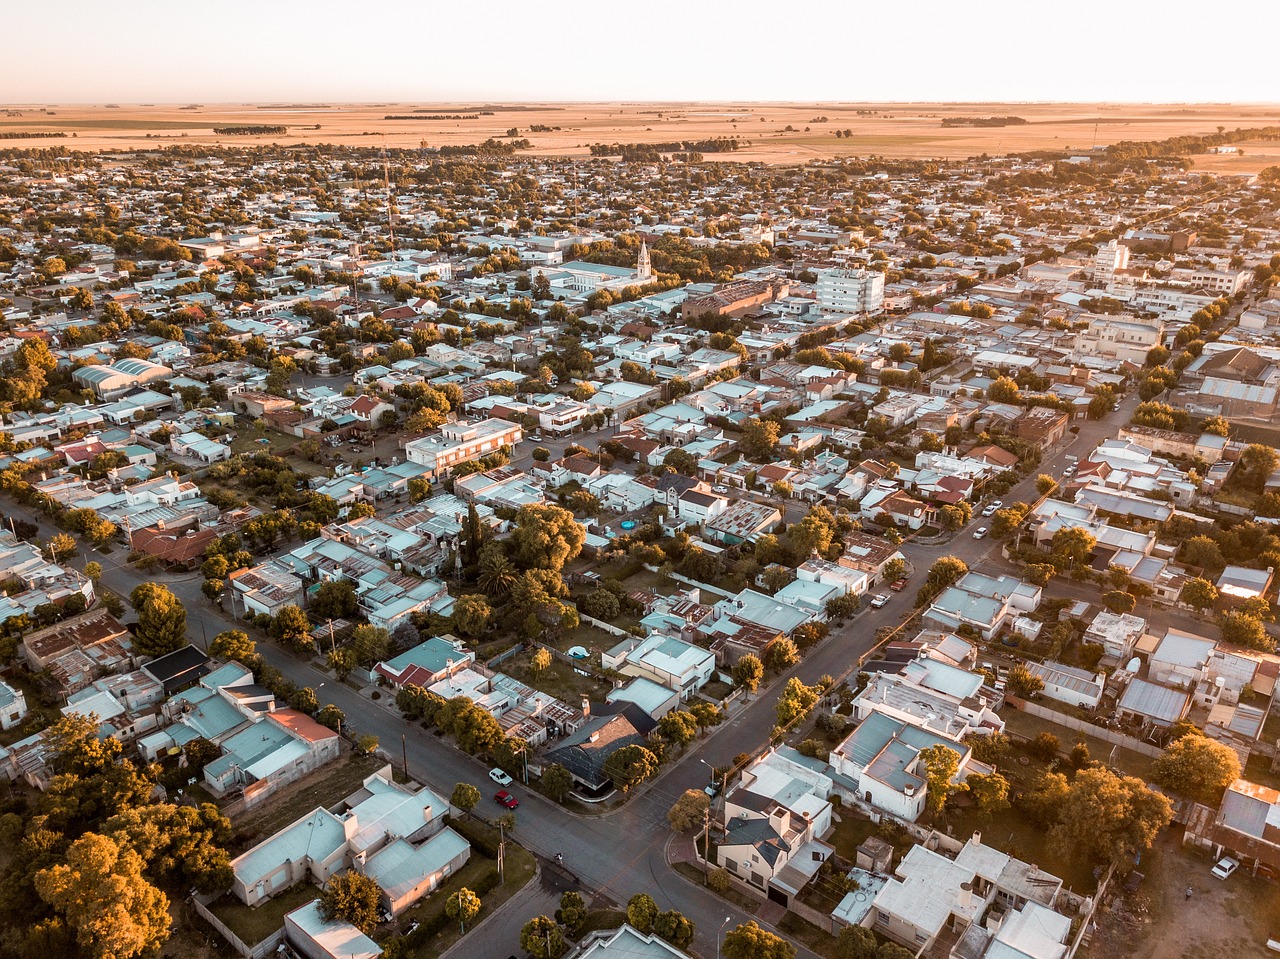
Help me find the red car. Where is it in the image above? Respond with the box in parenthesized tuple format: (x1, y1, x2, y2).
(494, 790, 519, 809)
(889, 579, 908, 592)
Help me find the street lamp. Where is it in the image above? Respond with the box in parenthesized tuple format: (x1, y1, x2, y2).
(717, 916, 732, 959)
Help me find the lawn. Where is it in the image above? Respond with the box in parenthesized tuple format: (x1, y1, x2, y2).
(396, 822, 536, 958)
(1001, 706, 1159, 783)
(558, 621, 629, 656)
(500, 647, 615, 706)
(207, 881, 318, 947)
(942, 803, 1099, 895)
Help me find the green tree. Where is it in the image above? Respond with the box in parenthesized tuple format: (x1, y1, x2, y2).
(1152, 733, 1242, 804)
(732, 654, 764, 694)
(446, 887, 482, 934)
(654, 909, 696, 949)
(271, 604, 313, 651)
(626, 893, 659, 934)
(316, 704, 345, 731)
(520, 915, 566, 959)
(1201, 415, 1231, 437)
(763, 637, 799, 673)
(452, 593, 492, 638)
(1235, 444, 1280, 493)
(530, 647, 553, 678)
(1046, 768, 1173, 867)
(789, 513, 834, 558)
(451, 782, 481, 816)
(1180, 577, 1219, 610)
(1220, 611, 1272, 651)
(209, 629, 256, 664)
(1102, 590, 1136, 614)
(580, 588, 621, 621)
(1035, 474, 1059, 496)
(965, 772, 1011, 818)
(556, 890, 588, 936)
(508, 503, 585, 572)
(318, 871, 382, 934)
(986, 376, 1021, 404)
(83, 561, 102, 583)
(667, 789, 710, 832)
(689, 701, 723, 733)
(739, 418, 781, 461)
(542, 763, 574, 802)
(35, 832, 171, 959)
(918, 744, 961, 818)
(657, 709, 698, 748)
(290, 687, 319, 714)
(1006, 663, 1045, 698)
(103, 802, 233, 894)
(311, 579, 358, 619)
(775, 677, 821, 728)
(722, 921, 796, 959)
(825, 593, 861, 620)
(837, 924, 879, 959)
(128, 583, 187, 657)
(602, 744, 660, 793)
(477, 541, 519, 597)
(1180, 535, 1226, 573)
(1049, 526, 1096, 570)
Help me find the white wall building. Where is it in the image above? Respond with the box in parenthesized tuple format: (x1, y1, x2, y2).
(817, 267, 885, 315)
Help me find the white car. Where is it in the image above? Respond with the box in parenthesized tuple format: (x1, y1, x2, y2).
(989, 500, 1003, 510)
(489, 767, 513, 787)
(870, 594, 890, 608)
(981, 505, 997, 517)
(1211, 856, 1239, 880)
(973, 527, 988, 540)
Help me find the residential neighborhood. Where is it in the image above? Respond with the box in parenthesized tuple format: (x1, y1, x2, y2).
(0, 66, 1279, 959)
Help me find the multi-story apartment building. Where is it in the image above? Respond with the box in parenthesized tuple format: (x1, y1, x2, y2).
(816, 267, 885, 315)
(404, 418, 524, 478)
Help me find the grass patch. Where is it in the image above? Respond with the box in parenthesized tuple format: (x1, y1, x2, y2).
(942, 804, 1098, 894)
(233, 752, 386, 840)
(1002, 706, 1159, 782)
(396, 829, 536, 958)
(672, 862, 761, 911)
(778, 912, 839, 959)
(1245, 754, 1280, 792)
(701, 679, 733, 701)
(500, 648, 614, 705)
(580, 909, 628, 935)
(826, 814, 883, 864)
(207, 881, 317, 946)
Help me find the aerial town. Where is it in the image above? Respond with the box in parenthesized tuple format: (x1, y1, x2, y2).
(1, 114, 1280, 959)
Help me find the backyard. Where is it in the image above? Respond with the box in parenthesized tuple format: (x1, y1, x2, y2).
(231, 750, 387, 841)
(500, 646, 617, 707)
(206, 881, 318, 949)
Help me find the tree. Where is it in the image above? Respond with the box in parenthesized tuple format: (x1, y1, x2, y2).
(732, 654, 764, 694)
(318, 871, 382, 934)
(653, 909, 695, 949)
(917, 555, 968, 605)
(1181, 535, 1226, 573)
(602, 744, 660, 793)
(35, 832, 171, 959)
(327, 647, 356, 680)
(1047, 767, 1173, 867)
(446, 887, 482, 934)
(626, 893, 660, 935)
(451, 782, 481, 816)
(1201, 415, 1231, 437)
(1049, 527, 1096, 570)
(1181, 577, 1219, 610)
(986, 376, 1021, 404)
(83, 561, 102, 583)
(556, 890, 588, 936)
(532, 446, 551, 462)
(965, 772, 1011, 818)
(128, 583, 187, 657)
(542, 763, 574, 802)
(520, 916, 566, 959)
(580, 587, 621, 621)
(825, 593, 861, 620)
(508, 503, 585, 572)
(1220, 611, 1273, 651)
(209, 629, 256, 664)
(763, 637, 799, 673)
(1003, 660, 1044, 701)
(775, 677, 821, 728)
(183, 737, 221, 776)
(837, 925, 879, 959)
(1235, 444, 1280, 493)
(657, 709, 698, 748)
(667, 789, 710, 832)
(789, 513, 834, 558)
(877, 944, 916, 959)
(530, 647, 553, 677)
(103, 802, 233, 894)
(271, 604, 313, 651)
(452, 593, 492, 638)
(477, 541, 518, 597)
(290, 686, 319, 714)
(316, 704, 345, 731)
(1102, 590, 1136, 614)
(722, 921, 796, 959)
(1029, 731, 1061, 761)
(918, 744, 961, 818)
(739, 418, 781, 461)
(1153, 732, 1242, 803)
(1035, 474, 1059, 496)
(311, 579, 358, 619)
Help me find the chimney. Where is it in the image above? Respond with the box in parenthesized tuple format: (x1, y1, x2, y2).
(957, 881, 973, 908)
(971, 831, 982, 847)
(581, 696, 590, 718)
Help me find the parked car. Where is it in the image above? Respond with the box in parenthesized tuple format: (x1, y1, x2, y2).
(489, 767, 513, 787)
(870, 593, 890, 608)
(1212, 856, 1239, 880)
(973, 527, 988, 540)
(889, 578, 909, 592)
(981, 505, 997, 517)
(704, 780, 721, 798)
(989, 500, 1003, 510)
(494, 790, 519, 809)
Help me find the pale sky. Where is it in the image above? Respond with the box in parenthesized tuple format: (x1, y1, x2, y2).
(5, 0, 1279, 104)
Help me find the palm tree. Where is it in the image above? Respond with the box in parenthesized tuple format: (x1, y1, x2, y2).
(478, 547, 517, 598)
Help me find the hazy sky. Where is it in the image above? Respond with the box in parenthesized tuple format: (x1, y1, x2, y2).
(6, 0, 1279, 104)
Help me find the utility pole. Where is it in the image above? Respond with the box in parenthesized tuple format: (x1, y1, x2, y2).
(497, 821, 506, 883)
(401, 733, 408, 781)
(702, 805, 711, 880)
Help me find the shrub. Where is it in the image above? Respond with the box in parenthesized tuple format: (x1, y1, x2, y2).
(1029, 732, 1061, 761)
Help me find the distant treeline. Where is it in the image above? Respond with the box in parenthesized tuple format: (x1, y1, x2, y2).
(257, 104, 329, 109)
(434, 138, 531, 156)
(941, 116, 1028, 127)
(589, 137, 743, 160)
(1105, 125, 1280, 160)
(213, 125, 287, 135)
(0, 132, 67, 139)
(386, 114, 483, 120)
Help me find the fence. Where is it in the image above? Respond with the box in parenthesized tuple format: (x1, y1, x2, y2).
(1009, 698, 1163, 759)
(581, 614, 634, 639)
(192, 894, 286, 959)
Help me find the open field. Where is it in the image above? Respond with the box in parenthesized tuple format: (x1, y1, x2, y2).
(3, 101, 1280, 166)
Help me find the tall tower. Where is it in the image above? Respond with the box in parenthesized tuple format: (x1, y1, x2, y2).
(636, 239, 652, 282)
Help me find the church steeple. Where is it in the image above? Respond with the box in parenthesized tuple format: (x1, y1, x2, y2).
(636, 239, 652, 281)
